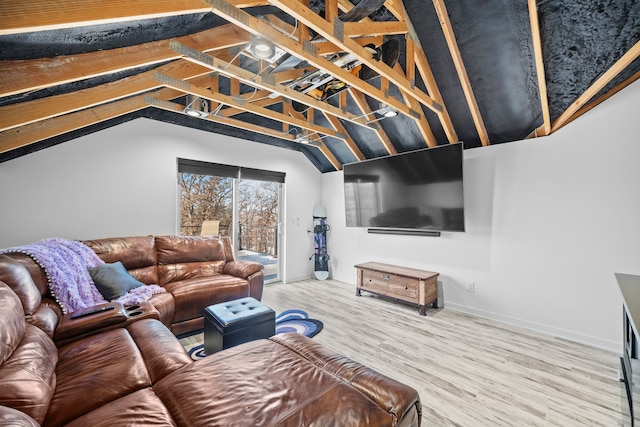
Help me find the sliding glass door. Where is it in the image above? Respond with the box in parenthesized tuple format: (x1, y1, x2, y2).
(178, 159, 283, 283)
(237, 178, 281, 282)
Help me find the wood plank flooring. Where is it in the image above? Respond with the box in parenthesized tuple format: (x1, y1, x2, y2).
(258, 279, 625, 426)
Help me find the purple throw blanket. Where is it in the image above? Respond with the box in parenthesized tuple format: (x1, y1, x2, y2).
(0, 237, 164, 313)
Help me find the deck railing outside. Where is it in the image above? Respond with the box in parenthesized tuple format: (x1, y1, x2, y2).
(179, 224, 277, 257)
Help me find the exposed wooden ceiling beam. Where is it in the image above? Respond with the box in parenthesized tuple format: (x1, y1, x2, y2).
(393, 0, 458, 143)
(170, 40, 375, 128)
(146, 96, 344, 175)
(323, 112, 366, 161)
(146, 96, 298, 142)
(528, 0, 551, 136)
(394, 65, 438, 147)
(1, 80, 278, 154)
(0, 90, 165, 154)
(552, 40, 640, 133)
(317, 144, 343, 171)
(314, 36, 384, 56)
(381, 0, 406, 21)
(156, 73, 346, 139)
(0, 24, 249, 98)
(342, 21, 408, 38)
(0, 0, 268, 35)
(0, 60, 211, 132)
(563, 71, 640, 129)
(268, 0, 442, 115)
(432, 0, 489, 146)
(325, 0, 338, 23)
(260, 14, 384, 56)
(203, 0, 422, 120)
(349, 88, 398, 155)
(286, 106, 342, 170)
(218, 90, 280, 117)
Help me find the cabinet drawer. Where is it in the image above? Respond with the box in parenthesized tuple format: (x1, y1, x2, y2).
(361, 270, 417, 300)
(360, 272, 389, 294)
(387, 280, 418, 300)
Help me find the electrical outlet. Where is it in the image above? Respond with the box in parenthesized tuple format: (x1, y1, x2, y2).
(466, 281, 475, 292)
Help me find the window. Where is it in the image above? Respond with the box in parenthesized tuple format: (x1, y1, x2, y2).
(178, 158, 284, 283)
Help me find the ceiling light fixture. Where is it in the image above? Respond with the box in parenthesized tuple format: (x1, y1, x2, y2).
(244, 35, 287, 64)
(295, 132, 310, 144)
(377, 102, 398, 118)
(293, 130, 323, 147)
(184, 95, 209, 118)
(249, 36, 275, 60)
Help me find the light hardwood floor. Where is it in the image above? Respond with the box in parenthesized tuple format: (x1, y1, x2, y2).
(259, 279, 625, 426)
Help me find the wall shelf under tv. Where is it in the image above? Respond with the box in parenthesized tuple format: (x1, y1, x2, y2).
(368, 228, 441, 237)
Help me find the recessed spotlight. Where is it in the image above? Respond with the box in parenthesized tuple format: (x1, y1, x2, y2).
(295, 132, 310, 144)
(250, 37, 275, 60)
(377, 103, 398, 118)
(184, 95, 209, 118)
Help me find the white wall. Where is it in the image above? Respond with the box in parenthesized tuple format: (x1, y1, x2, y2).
(322, 80, 640, 352)
(0, 119, 322, 282)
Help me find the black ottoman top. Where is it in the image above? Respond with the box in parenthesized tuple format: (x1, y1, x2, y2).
(205, 297, 274, 332)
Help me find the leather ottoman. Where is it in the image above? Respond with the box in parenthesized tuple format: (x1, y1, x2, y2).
(204, 297, 275, 355)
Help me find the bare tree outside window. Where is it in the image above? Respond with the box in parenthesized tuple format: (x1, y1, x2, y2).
(238, 180, 279, 255)
(179, 173, 279, 256)
(179, 173, 233, 236)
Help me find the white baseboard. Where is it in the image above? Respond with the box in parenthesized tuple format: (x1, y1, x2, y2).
(444, 302, 620, 354)
(281, 273, 319, 284)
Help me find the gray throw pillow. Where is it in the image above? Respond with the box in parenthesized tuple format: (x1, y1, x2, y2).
(89, 261, 145, 301)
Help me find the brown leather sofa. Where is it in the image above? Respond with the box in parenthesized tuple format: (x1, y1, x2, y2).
(2, 235, 265, 336)
(0, 259, 422, 426)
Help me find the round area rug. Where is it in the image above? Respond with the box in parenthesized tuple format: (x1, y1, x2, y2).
(183, 309, 323, 361)
(275, 309, 323, 338)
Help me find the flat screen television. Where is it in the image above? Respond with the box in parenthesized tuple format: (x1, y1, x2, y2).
(343, 142, 464, 233)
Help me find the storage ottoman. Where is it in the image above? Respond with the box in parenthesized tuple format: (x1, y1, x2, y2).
(204, 297, 275, 355)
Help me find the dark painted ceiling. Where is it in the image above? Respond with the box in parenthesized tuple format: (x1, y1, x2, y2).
(0, 0, 638, 172)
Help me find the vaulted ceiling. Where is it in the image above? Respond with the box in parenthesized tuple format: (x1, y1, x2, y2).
(1, 0, 638, 172)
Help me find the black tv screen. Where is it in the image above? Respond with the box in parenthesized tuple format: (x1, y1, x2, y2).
(343, 142, 465, 232)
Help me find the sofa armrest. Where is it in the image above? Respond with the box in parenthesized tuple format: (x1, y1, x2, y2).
(55, 302, 128, 343)
(55, 301, 161, 347)
(223, 260, 263, 279)
(247, 271, 264, 300)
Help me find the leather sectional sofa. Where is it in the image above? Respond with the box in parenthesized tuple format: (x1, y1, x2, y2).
(83, 235, 265, 335)
(2, 235, 265, 337)
(0, 235, 422, 426)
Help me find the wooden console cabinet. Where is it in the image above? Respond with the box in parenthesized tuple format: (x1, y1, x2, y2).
(355, 262, 439, 315)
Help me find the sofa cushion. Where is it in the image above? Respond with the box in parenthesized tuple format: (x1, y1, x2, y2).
(0, 322, 58, 425)
(0, 255, 42, 315)
(89, 261, 145, 301)
(64, 388, 177, 427)
(163, 276, 249, 323)
(125, 319, 191, 383)
(45, 328, 153, 426)
(158, 260, 226, 285)
(84, 236, 159, 285)
(156, 236, 226, 264)
(156, 236, 226, 286)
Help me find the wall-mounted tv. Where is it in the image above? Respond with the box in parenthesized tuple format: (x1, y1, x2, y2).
(343, 142, 464, 233)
